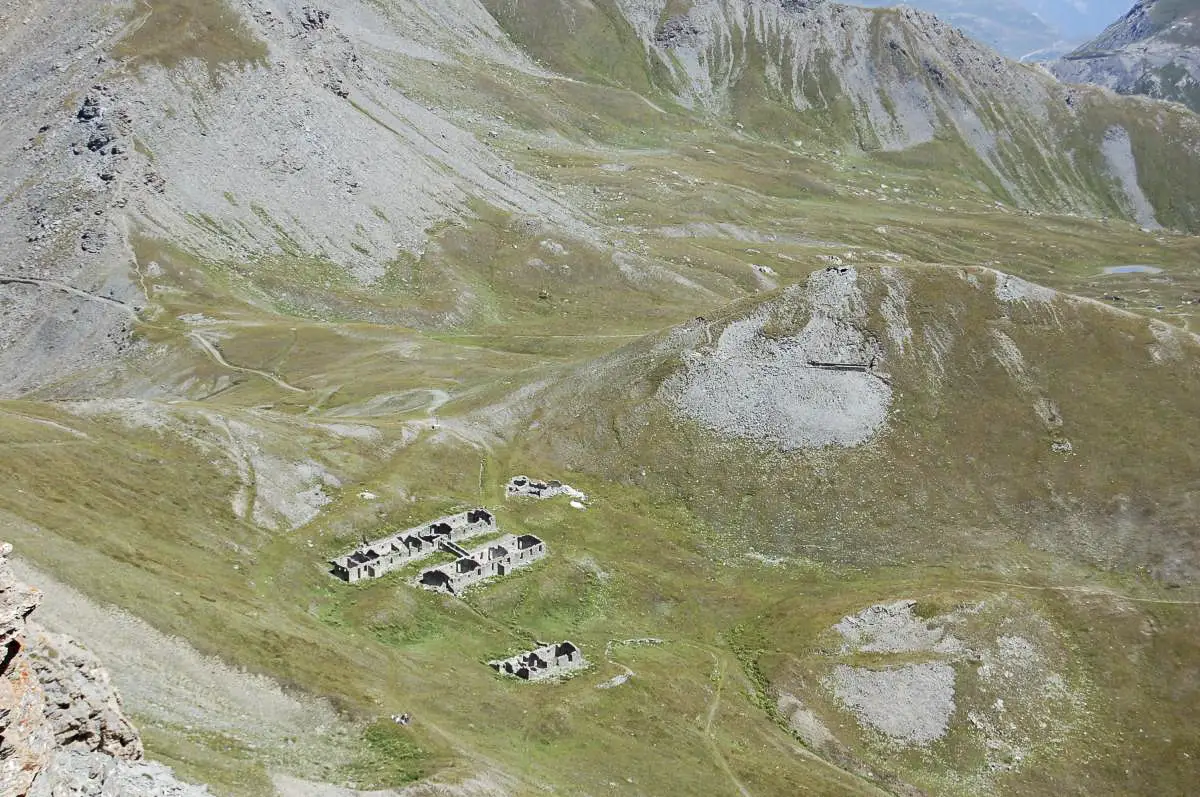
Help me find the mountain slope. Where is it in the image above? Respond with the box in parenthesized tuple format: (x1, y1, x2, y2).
(847, 0, 1141, 61)
(498, 265, 1200, 581)
(853, 0, 1069, 59)
(2, 0, 1200, 794)
(470, 264, 1200, 792)
(6, 0, 1200, 399)
(490, 0, 1200, 228)
(1, 544, 207, 796)
(1052, 0, 1200, 112)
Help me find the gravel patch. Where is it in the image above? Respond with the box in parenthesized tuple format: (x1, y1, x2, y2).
(992, 271, 1056, 304)
(662, 268, 891, 449)
(821, 596, 1090, 770)
(834, 600, 961, 655)
(1100, 126, 1161, 230)
(1148, 319, 1186, 363)
(776, 693, 835, 749)
(273, 772, 511, 796)
(827, 662, 957, 745)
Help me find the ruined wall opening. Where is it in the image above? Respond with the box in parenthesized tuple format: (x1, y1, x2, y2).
(1, 638, 20, 675)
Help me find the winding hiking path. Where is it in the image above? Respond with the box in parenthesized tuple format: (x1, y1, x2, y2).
(964, 578, 1200, 606)
(703, 653, 754, 797)
(0, 275, 138, 318)
(0, 407, 91, 438)
(187, 332, 306, 394)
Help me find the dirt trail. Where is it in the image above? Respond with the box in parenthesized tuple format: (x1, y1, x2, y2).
(703, 654, 754, 797)
(187, 332, 307, 393)
(964, 578, 1200, 606)
(0, 407, 91, 438)
(599, 639, 649, 689)
(0, 275, 139, 318)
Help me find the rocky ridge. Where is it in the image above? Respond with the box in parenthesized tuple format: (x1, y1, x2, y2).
(607, 0, 1200, 219)
(854, 0, 1071, 59)
(0, 542, 207, 796)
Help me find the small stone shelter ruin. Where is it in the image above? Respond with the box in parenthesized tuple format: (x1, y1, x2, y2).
(417, 533, 546, 595)
(329, 509, 496, 583)
(506, 475, 586, 501)
(490, 641, 586, 681)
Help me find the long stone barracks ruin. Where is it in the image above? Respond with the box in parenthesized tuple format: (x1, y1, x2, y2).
(416, 533, 546, 595)
(329, 509, 498, 583)
(506, 475, 587, 501)
(490, 641, 586, 681)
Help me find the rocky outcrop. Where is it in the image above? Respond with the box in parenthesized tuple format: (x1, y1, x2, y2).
(0, 543, 207, 797)
(1069, 0, 1161, 52)
(1051, 0, 1200, 112)
(25, 628, 143, 760)
(1, 543, 53, 796)
(27, 750, 208, 797)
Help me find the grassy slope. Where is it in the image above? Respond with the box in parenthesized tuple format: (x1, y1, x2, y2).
(477, 0, 660, 94)
(516, 266, 1200, 579)
(500, 265, 1200, 792)
(3, 1, 1200, 795)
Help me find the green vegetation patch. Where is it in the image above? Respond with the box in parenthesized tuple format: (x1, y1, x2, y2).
(352, 720, 447, 788)
(117, 0, 268, 76)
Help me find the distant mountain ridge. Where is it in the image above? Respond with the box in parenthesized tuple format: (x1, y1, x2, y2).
(851, 0, 1068, 58)
(489, 0, 1200, 228)
(850, 0, 1134, 59)
(1052, 0, 1200, 111)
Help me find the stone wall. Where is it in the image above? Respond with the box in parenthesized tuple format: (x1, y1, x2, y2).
(506, 476, 587, 502)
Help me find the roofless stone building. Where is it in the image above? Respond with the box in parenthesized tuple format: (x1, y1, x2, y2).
(416, 533, 546, 595)
(329, 509, 497, 583)
(329, 508, 547, 593)
(490, 641, 586, 680)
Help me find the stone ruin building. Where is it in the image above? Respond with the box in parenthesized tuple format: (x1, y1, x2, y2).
(506, 475, 587, 501)
(489, 641, 586, 681)
(417, 533, 546, 595)
(329, 509, 496, 583)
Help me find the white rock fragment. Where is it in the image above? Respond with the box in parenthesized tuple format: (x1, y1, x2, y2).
(993, 271, 1056, 303)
